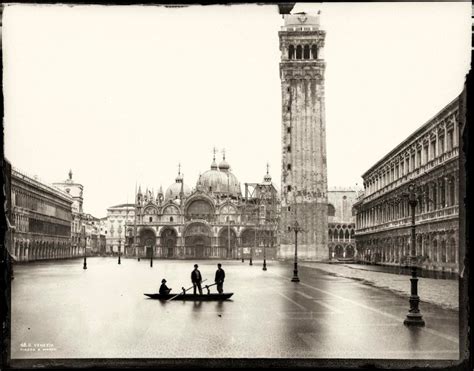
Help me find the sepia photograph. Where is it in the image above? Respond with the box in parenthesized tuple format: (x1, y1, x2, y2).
(1, 1, 471, 368)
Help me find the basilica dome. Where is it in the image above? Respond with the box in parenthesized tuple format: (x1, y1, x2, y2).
(198, 154, 241, 198)
(165, 170, 191, 201)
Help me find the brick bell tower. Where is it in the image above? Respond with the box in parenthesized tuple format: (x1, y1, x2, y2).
(278, 12, 328, 260)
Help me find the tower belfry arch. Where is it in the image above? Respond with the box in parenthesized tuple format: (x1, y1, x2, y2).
(278, 12, 328, 260)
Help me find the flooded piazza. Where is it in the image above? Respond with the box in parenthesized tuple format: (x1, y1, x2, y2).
(11, 258, 459, 360)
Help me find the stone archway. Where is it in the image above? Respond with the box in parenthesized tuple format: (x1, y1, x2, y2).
(140, 228, 156, 258)
(218, 227, 237, 259)
(346, 245, 355, 258)
(160, 227, 177, 258)
(184, 222, 212, 259)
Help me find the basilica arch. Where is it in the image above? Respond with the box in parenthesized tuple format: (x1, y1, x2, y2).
(139, 228, 156, 258)
(218, 227, 237, 259)
(183, 222, 212, 259)
(160, 227, 178, 258)
(184, 196, 215, 223)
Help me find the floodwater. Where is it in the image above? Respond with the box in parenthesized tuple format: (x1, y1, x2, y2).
(11, 258, 459, 359)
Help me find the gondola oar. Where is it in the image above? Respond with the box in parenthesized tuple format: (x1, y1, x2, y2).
(167, 279, 208, 302)
(204, 282, 217, 294)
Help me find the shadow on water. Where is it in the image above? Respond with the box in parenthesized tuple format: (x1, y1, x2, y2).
(350, 263, 458, 280)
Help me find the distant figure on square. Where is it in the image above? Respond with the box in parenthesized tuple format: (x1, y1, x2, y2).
(191, 264, 203, 295)
(215, 263, 225, 294)
(159, 279, 171, 295)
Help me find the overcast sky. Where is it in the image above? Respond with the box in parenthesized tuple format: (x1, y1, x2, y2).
(3, 2, 471, 217)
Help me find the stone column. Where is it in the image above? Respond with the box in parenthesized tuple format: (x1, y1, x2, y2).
(444, 177, 450, 208)
(454, 172, 459, 205)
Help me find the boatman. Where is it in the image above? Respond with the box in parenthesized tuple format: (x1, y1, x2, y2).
(191, 264, 203, 295)
(214, 263, 225, 294)
(159, 279, 172, 295)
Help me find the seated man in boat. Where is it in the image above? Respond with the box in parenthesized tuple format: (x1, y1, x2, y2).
(159, 279, 172, 295)
(191, 264, 203, 295)
(214, 263, 225, 294)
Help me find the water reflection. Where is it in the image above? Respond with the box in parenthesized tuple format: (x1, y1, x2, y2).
(11, 258, 458, 359)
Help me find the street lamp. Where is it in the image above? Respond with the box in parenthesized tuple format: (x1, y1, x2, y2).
(290, 220, 302, 282)
(403, 183, 425, 327)
(250, 226, 255, 266)
(118, 225, 122, 265)
(82, 227, 87, 270)
(262, 230, 267, 271)
(150, 242, 154, 268)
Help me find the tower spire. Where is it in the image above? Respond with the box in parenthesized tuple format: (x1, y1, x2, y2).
(264, 162, 272, 183)
(211, 147, 218, 170)
(176, 163, 183, 183)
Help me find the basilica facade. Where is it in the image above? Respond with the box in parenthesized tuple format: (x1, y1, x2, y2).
(126, 153, 279, 260)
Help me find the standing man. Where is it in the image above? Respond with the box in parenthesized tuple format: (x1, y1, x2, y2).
(191, 264, 203, 295)
(214, 263, 225, 294)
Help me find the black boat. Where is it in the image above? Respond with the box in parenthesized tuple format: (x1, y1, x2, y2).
(144, 293, 233, 301)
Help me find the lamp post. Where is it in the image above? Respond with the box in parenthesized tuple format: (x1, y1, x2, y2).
(262, 229, 267, 271)
(82, 226, 87, 270)
(403, 183, 425, 327)
(250, 225, 255, 266)
(118, 225, 122, 265)
(290, 220, 302, 282)
(150, 242, 154, 268)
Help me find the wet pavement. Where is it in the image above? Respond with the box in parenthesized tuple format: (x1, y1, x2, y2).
(299, 262, 459, 311)
(11, 258, 459, 359)
(342, 263, 458, 280)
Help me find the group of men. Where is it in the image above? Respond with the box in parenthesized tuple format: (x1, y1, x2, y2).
(159, 263, 226, 295)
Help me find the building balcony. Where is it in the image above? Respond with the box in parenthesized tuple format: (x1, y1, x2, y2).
(356, 205, 458, 235)
(361, 147, 458, 204)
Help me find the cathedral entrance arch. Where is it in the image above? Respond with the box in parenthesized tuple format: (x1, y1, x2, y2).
(240, 228, 256, 259)
(184, 222, 212, 259)
(139, 228, 156, 259)
(160, 228, 177, 258)
(218, 227, 237, 259)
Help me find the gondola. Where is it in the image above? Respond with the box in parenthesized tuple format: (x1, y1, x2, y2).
(144, 293, 233, 301)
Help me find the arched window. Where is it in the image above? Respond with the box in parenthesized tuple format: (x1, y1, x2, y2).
(432, 240, 438, 262)
(441, 240, 447, 263)
(296, 45, 302, 59)
(170, 217, 174, 222)
(449, 238, 456, 263)
(449, 177, 455, 206)
(288, 45, 295, 59)
(328, 229, 333, 241)
(311, 45, 318, 59)
(149, 217, 153, 222)
(327, 204, 336, 217)
(440, 180, 446, 208)
(303, 45, 310, 59)
(344, 229, 350, 240)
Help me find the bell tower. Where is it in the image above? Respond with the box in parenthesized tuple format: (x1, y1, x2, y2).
(278, 12, 328, 260)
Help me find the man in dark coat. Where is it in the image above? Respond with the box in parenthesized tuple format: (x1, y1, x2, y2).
(191, 264, 203, 295)
(214, 263, 225, 294)
(159, 279, 171, 295)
